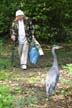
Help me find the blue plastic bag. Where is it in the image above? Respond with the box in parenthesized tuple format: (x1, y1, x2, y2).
(29, 45, 39, 64)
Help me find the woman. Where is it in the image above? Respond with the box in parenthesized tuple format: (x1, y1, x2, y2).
(10, 9, 34, 69)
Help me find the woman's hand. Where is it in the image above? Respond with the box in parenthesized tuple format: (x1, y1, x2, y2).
(11, 35, 16, 41)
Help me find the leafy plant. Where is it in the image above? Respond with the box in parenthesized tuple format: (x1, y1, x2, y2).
(0, 85, 15, 108)
(61, 78, 72, 86)
(15, 95, 39, 108)
(62, 64, 72, 75)
(0, 0, 72, 42)
(0, 58, 11, 69)
(0, 70, 9, 80)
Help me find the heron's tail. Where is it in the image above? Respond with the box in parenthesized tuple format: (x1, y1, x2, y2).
(46, 83, 55, 96)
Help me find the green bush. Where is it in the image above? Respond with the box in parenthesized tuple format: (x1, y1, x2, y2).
(0, 85, 15, 108)
(0, 0, 72, 42)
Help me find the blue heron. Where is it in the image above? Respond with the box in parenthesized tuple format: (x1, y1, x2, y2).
(46, 45, 61, 96)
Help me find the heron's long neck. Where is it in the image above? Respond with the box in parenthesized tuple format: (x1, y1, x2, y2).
(52, 49, 58, 67)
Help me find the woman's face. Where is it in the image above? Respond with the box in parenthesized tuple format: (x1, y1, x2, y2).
(16, 15, 24, 20)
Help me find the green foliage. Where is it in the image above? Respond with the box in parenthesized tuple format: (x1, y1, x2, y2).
(62, 64, 72, 75)
(0, 38, 5, 53)
(15, 95, 39, 107)
(0, 0, 72, 42)
(61, 89, 66, 95)
(61, 78, 72, 86)
(0, 58, 11, 70)
(0, 70, 9, 80)
(0, 38, 12, 69)
(0, 85, 15, 108)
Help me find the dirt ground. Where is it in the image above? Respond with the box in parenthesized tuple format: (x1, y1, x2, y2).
(0, 67, 72, 108)
(0, 44, 72, 108)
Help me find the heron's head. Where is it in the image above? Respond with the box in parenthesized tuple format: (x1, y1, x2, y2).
(52, 45, 62, 50)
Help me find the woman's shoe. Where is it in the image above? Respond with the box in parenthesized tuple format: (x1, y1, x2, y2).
(21, 64, 27, 70)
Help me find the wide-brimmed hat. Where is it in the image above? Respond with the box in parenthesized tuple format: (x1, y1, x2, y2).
(16, 10, 24, 16)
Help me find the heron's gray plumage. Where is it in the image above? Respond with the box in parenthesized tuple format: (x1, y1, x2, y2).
(46, 45, 61, 96)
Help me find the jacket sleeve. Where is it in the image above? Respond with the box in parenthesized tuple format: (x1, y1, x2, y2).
(10, 20, 17, 36)
(28, 18, 34, 37)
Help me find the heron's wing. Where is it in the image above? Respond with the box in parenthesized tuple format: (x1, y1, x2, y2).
(46, 66, 59, 86)
(48, 66, 59, 76)
(46, 65, 60, 96)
